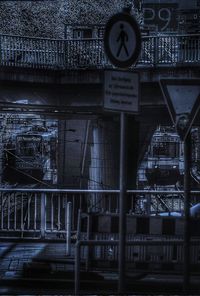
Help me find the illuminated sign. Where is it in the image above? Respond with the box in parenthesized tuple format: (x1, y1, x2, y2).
(143, 3, 178, 32)
(17, 136, 42, 142)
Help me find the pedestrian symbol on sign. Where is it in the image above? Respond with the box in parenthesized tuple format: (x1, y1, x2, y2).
(116, 24, 129, 58)
(104, 12, 141, 68)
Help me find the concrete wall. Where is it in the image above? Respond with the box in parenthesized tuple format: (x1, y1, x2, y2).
(0, 0, 139, 38)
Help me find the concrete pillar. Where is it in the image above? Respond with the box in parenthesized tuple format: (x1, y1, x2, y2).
(57, 119, 91, 188)
(88, 118, 119, 211)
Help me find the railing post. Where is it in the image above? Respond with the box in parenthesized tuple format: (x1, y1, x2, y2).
(77, 209, 82, 241)
(153, 36, 159, 65)
(41, 193, 46, 239)
(146, 194, 151, 215)
(65, 201, 72, 256)
(86, 213, 92, 271)
(0, 35, 2, 65)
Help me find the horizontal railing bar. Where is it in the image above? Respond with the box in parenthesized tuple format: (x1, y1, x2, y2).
(127, 190, 197, 194)
(142, 33, 200, 38)
(0, 188, 120, 193)
(0, 33, 199, 41)
(76, 239, 200, 247)
(1, 188, 200, 195)
(0, 229, 41, 232)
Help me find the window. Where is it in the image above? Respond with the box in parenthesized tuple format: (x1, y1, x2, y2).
(98, 27, 105, 38)
(152, 142, 179, 158)
(73, 28, 93, 39)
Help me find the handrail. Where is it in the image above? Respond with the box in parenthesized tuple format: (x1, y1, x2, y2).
(0, 188, 120, 193)
(1, 188, 200, 194)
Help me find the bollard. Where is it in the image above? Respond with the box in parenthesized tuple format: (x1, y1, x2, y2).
(65, 201, 72, 256)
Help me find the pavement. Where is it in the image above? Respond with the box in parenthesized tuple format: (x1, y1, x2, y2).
(0, 242, 200, 295)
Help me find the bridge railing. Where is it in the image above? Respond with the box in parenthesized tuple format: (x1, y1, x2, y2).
(0, 34, 66, 69)
(0, 188, 200, 239)
(0, 34, 199, 69)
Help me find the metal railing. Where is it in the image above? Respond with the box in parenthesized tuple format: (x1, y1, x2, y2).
(0, 188, 200, 238)
(0, 34, 199, 69)
(75, 239, 200, 295)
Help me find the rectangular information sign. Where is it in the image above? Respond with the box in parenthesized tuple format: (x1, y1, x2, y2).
(104, 70, 140, 113)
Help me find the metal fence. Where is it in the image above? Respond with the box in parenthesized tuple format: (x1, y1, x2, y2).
(0, 34, 199, 69)
(75, 239, 200, 295)
(0, 188, 200, 238)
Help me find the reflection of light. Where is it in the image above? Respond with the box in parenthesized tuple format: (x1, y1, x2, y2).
(14, 99, 28, 104)
(154, 165, 158, 169)
(173, 165, 177, 169)
(0, 288, 9, 294)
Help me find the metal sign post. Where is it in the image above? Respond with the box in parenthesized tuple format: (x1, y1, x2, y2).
(103, 69, 139, 293)
(160, 79, 200, 141)
(119, 112, 127, 293)
(104, 11, 141, 294)
(183, 132, 191, 294)
(160, 79, 200, 293)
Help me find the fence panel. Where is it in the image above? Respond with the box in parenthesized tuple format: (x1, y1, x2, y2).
(0, 34, 199, 69)
(1, 189, 200, 238)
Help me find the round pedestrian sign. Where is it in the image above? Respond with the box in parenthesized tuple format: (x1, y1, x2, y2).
(104, 13, 141, 68)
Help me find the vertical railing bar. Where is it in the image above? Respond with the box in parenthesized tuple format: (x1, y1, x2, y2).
(48, 39, 51, 68)
(27, 195, 31, 230)
(51, 193, 54, 231)
(22, 36, 25, 66)
(80, 193, 82, 212)
(57, 193, 61, 231)
(21, 194, 24, 232)
(14, 193, 17, 230)
(0, 194, 2, 230)
(41, 192, 46, 238)
(7, 194, 10, 230)
(107, 193, 110, 213)
(73, 194, 76, 230)
(130, 194, 133, 212)
(34, 193, 37, 230)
